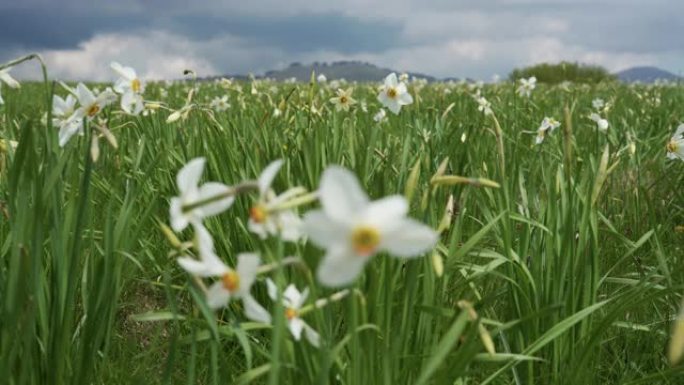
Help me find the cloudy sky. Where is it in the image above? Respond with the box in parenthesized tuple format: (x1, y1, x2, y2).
(1, 0, 682, 81)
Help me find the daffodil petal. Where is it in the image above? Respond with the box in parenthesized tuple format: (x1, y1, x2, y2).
(288, 317, 305, 340)
(385, 73, 398, 88)
(303, 210, 349, 248)
(258, 159, 284, 195)
(243, 294, 271, 323)
(177, 257, 215, 277)
(364, 195, 408, 229)
(58, 118, 82, 147)
(303, 323, 321, 347)
(169, 197, 189, 232)
(193, 224, 228, 273)
(399, 92, 413, 105)
(236, 253, 260, 294)
(316, 245, 367, 287)
(319, 166, 368, 223)
(176, 158, 205, 195)
(675, 124, 684, 137)
(75, 83, 96, 107)
(283, 285, 307, 309)
(248, 218, 269, 239)
(206, 281, 231, 309)
(382, 219, 438, 258)
(386, 100, 401, 114)
(276, 210, 303, 242)
(265, 278, 278, 301)
(196, 182, 235, 217)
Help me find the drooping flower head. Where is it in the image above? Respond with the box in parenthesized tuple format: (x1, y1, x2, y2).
(303, 166, 438, 286)
(0, 67, 20, 105)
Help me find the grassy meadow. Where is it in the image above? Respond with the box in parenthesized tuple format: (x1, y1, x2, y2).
(1, 57, 684, 384)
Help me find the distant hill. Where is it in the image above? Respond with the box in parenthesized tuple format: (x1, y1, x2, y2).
(261, 61, 435, 82)
(217, 62, 681, 84)
(616, 66, 681, 83)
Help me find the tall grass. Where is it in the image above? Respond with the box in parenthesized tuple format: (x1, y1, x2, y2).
(1, 60, 683, 384)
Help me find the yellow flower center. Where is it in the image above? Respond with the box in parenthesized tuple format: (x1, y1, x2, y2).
(87, 104, 100, 117)
(250, 205, 268, 223)
(351, 226, 381, 256)
(667, 140, 679, 154)
(285, 308, 298, 320)
(221, 271, 240, 292)
(387, 88, 398, 99)
(131, 78, 141, 93)
(339, 95, 348, 104)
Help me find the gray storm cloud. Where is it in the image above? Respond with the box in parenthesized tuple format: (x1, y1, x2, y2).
(1, 0, 681, 80)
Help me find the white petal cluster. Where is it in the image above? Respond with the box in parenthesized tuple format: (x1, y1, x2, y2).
(535, 117, 561, 145)
(169, 157, 235, 232)
(589, 113, 609, 132)
(667, 124, 684, 161)
(303, 167, 438, 287)
(516, 76, 537, 98)
(111, 62, 145, 115)
(247, 160, 304, 242)
(377, 73, 413, 114)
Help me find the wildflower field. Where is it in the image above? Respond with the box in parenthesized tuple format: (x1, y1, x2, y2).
(1, 56, 684, 384)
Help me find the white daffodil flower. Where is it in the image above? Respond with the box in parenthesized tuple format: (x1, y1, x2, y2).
(73, 83, 117, 121)
(111, 62, 144, 115)
(516, 76, 536, 98)
(329, 88, 356, 112)
(169, 157, 235, 232)
(667, 124, 684, 161)
(476, 96, 492, 116)
(589, 113, 609, 132)
(378, 73, 413, 115)
(592, 98, 605, 110)
(535, 117, 561, 145)
(248, 160, 303, 242)
(316, 74, 327, 83)
(177, 225, 270, 322)
(209, 95, 230, 112)
(53, 94, 77, 125)
(303, 166, 438, 287)
(52, 94, 84, 147)
(266, 279, 320, 347)
(373, 108, 387, 123)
